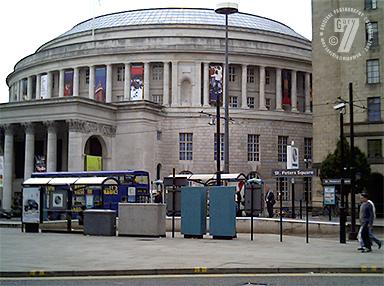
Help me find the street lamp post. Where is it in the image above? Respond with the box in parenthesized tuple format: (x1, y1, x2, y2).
(215, 3, 238, 176)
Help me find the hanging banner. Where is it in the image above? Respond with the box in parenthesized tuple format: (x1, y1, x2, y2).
(0, 156, 3, 188)
(22, 187, 40, 223)
(64, 70, 74, 96)
(40, 74, 48, 99)
(209, 64, 223, 106)
(94, 67, 106, 102)
(130, 64, 144, 100)
(35, 155, 46, 172)
(85, 155, 102, 171)
(282, 70, 291, 106)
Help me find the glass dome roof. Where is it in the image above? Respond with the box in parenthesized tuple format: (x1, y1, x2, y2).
(60, 8, 305, 39)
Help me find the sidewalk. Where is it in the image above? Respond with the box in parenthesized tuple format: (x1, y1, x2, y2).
(0, 227, 383, 277)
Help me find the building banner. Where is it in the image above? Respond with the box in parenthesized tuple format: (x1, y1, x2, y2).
(0, 156, 3, 188)
(22, 187, 40, 223)
(85, 155, 102, 171)
(282, 70, 291, 106)
(64, 70, 74, 96)
(40, 74, 48, 99)
(130, 64, 144, 100)
(209, 64, 223, 106)
(94, 67, 106, 102)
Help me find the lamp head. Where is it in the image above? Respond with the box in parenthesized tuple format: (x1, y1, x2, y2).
(333, 102, 346, 110)
(215, 2, 239, 14)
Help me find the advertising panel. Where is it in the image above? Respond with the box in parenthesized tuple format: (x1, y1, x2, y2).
(85, 155, 102, 171)
(209, 64, 223, 106)
(94, 67, 106, 102)
(282, 70, 291, 106)
(324, 186, 336, 205)
(40, 74, 48, 99)
(64, 70, 74, 96)
(130, 64, 144, 100)
(22, 187, 40, 223)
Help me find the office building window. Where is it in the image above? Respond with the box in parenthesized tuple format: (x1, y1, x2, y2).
(85, 70, 89, 84)
(229, 66, 236, 82)
(247, 97, 255, 109)
(368, 97, 381, 122)
(368, 139, 382, 158)
(214, 133, 224, 161)
(229, 96, 238, 108)
(266, 98, 271, 110)
(276, 177, 289, 201)
(366, 22, 379, 47)
(152, 64, 163, 81)
(278, 136, 288, 162)
(247, 67, 255, 83)
(179, 133, 193, 160)
(152, 94, 163, 104)
(367, 59, 380, 84)
(304, 137, 313, 160)
(365, 0, 377, 9)
(248, 134, 260, 161)
(117, 66, 125, 82)
(157, 131, 162, 141)
(265, 70, 270, 85)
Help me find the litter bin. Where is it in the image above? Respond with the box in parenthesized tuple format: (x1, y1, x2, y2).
(83, 209, 116, 236)
(181, 187, 207, 238)
(244, 182, 264, 216)
(209, 186, 236, 239)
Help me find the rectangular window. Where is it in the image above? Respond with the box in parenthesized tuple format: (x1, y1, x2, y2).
(117, 66, 125, 82)
(152, 64, 163, 81)
(152, 94, 163, 104)
(276, 177, 289, 201)
(247, 97, 255, 109)
(229, 66, 236, 82)
(304, 137, 313, 160)
(278, 136, 288, 162)
(265, 98, 271, 110)
(368, 139, 382, 158)
(367, 59, 380, 84)
(265, 70, 270, 85)
(85, 70, 89, 84)
(368, 97, 381, 122)
(229, 96, 238, 108)
(247, 67, 255, 83)
(214, 133, 224, 161)
(365, 0, 377, 9)
(179, 133, 193, 160)
(366, 22, 379, 47)
(248, 134, 260, 161)
(157, 130, 162, 141)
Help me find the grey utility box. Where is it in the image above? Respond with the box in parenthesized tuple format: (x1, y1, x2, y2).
(118, 203, 166, 237)
(83, 209, 116, 236)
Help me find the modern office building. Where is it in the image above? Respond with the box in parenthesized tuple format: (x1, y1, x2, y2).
(0, 8, 312, 210)
(312, 0, 383, 205)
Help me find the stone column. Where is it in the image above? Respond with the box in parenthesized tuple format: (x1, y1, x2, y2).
(171, 61, 178, 107)
(163, 62, 170, 106)
(19, 80, 24, 101)
(36, 74, 41, 99)
(3, 125, 14, 210)
(291, 70, 298, 112)
(124, 63, 131, 100)
(23, 123, 35, 180)
(59, 70, 64, 98)
(241, 64, 248, 108)
(305, 72, 311, 113)
(275, 68, 282, 111)
(46, 121, 57, 172)
(47, 71, 53, 99)
(193, 62, 202, 107)
(259, 66, 267, 110)
(27, 76, 33, 100)
(88, 66, 95, 100)
(73, 67, 79, 97)
(61, 131, 68, 171)
(144, 62, 150, 101)
(66, 120, 85, 171)
(106, 64, 112, 103)
(203, 63, 209, 107)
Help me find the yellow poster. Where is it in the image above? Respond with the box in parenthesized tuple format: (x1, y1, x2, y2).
(85, 155, 102, 171)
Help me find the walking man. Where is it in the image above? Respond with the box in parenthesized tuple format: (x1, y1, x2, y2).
(358, 196, 382, 250)
(358, 193, 374, 253)
(265, 185, 276, 218)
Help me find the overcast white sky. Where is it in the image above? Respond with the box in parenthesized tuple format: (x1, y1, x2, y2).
(0, 0, 311, 103)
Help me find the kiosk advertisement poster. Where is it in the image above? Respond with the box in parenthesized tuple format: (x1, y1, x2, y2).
(22, 187, 40, 223)
(323, 186, 336, 205)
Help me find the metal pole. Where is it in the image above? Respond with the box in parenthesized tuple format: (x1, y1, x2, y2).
(340, 111, 346, 243)
(291, 179, 295, 218)
(348, 82, 357, 240)
(172, 168, 175, 238)
(224, 13, 230, 174)
(305, 161, 309, 243)
(279, 190, 283, 242)
(299, 200, 302, 219)
(251, 184, 254, 241)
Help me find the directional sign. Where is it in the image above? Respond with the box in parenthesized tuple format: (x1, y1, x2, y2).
(322, 178, 351, 185)
(272, 169, 315, 177)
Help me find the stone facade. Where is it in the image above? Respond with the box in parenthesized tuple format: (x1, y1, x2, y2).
(0, 8, 312, 210)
